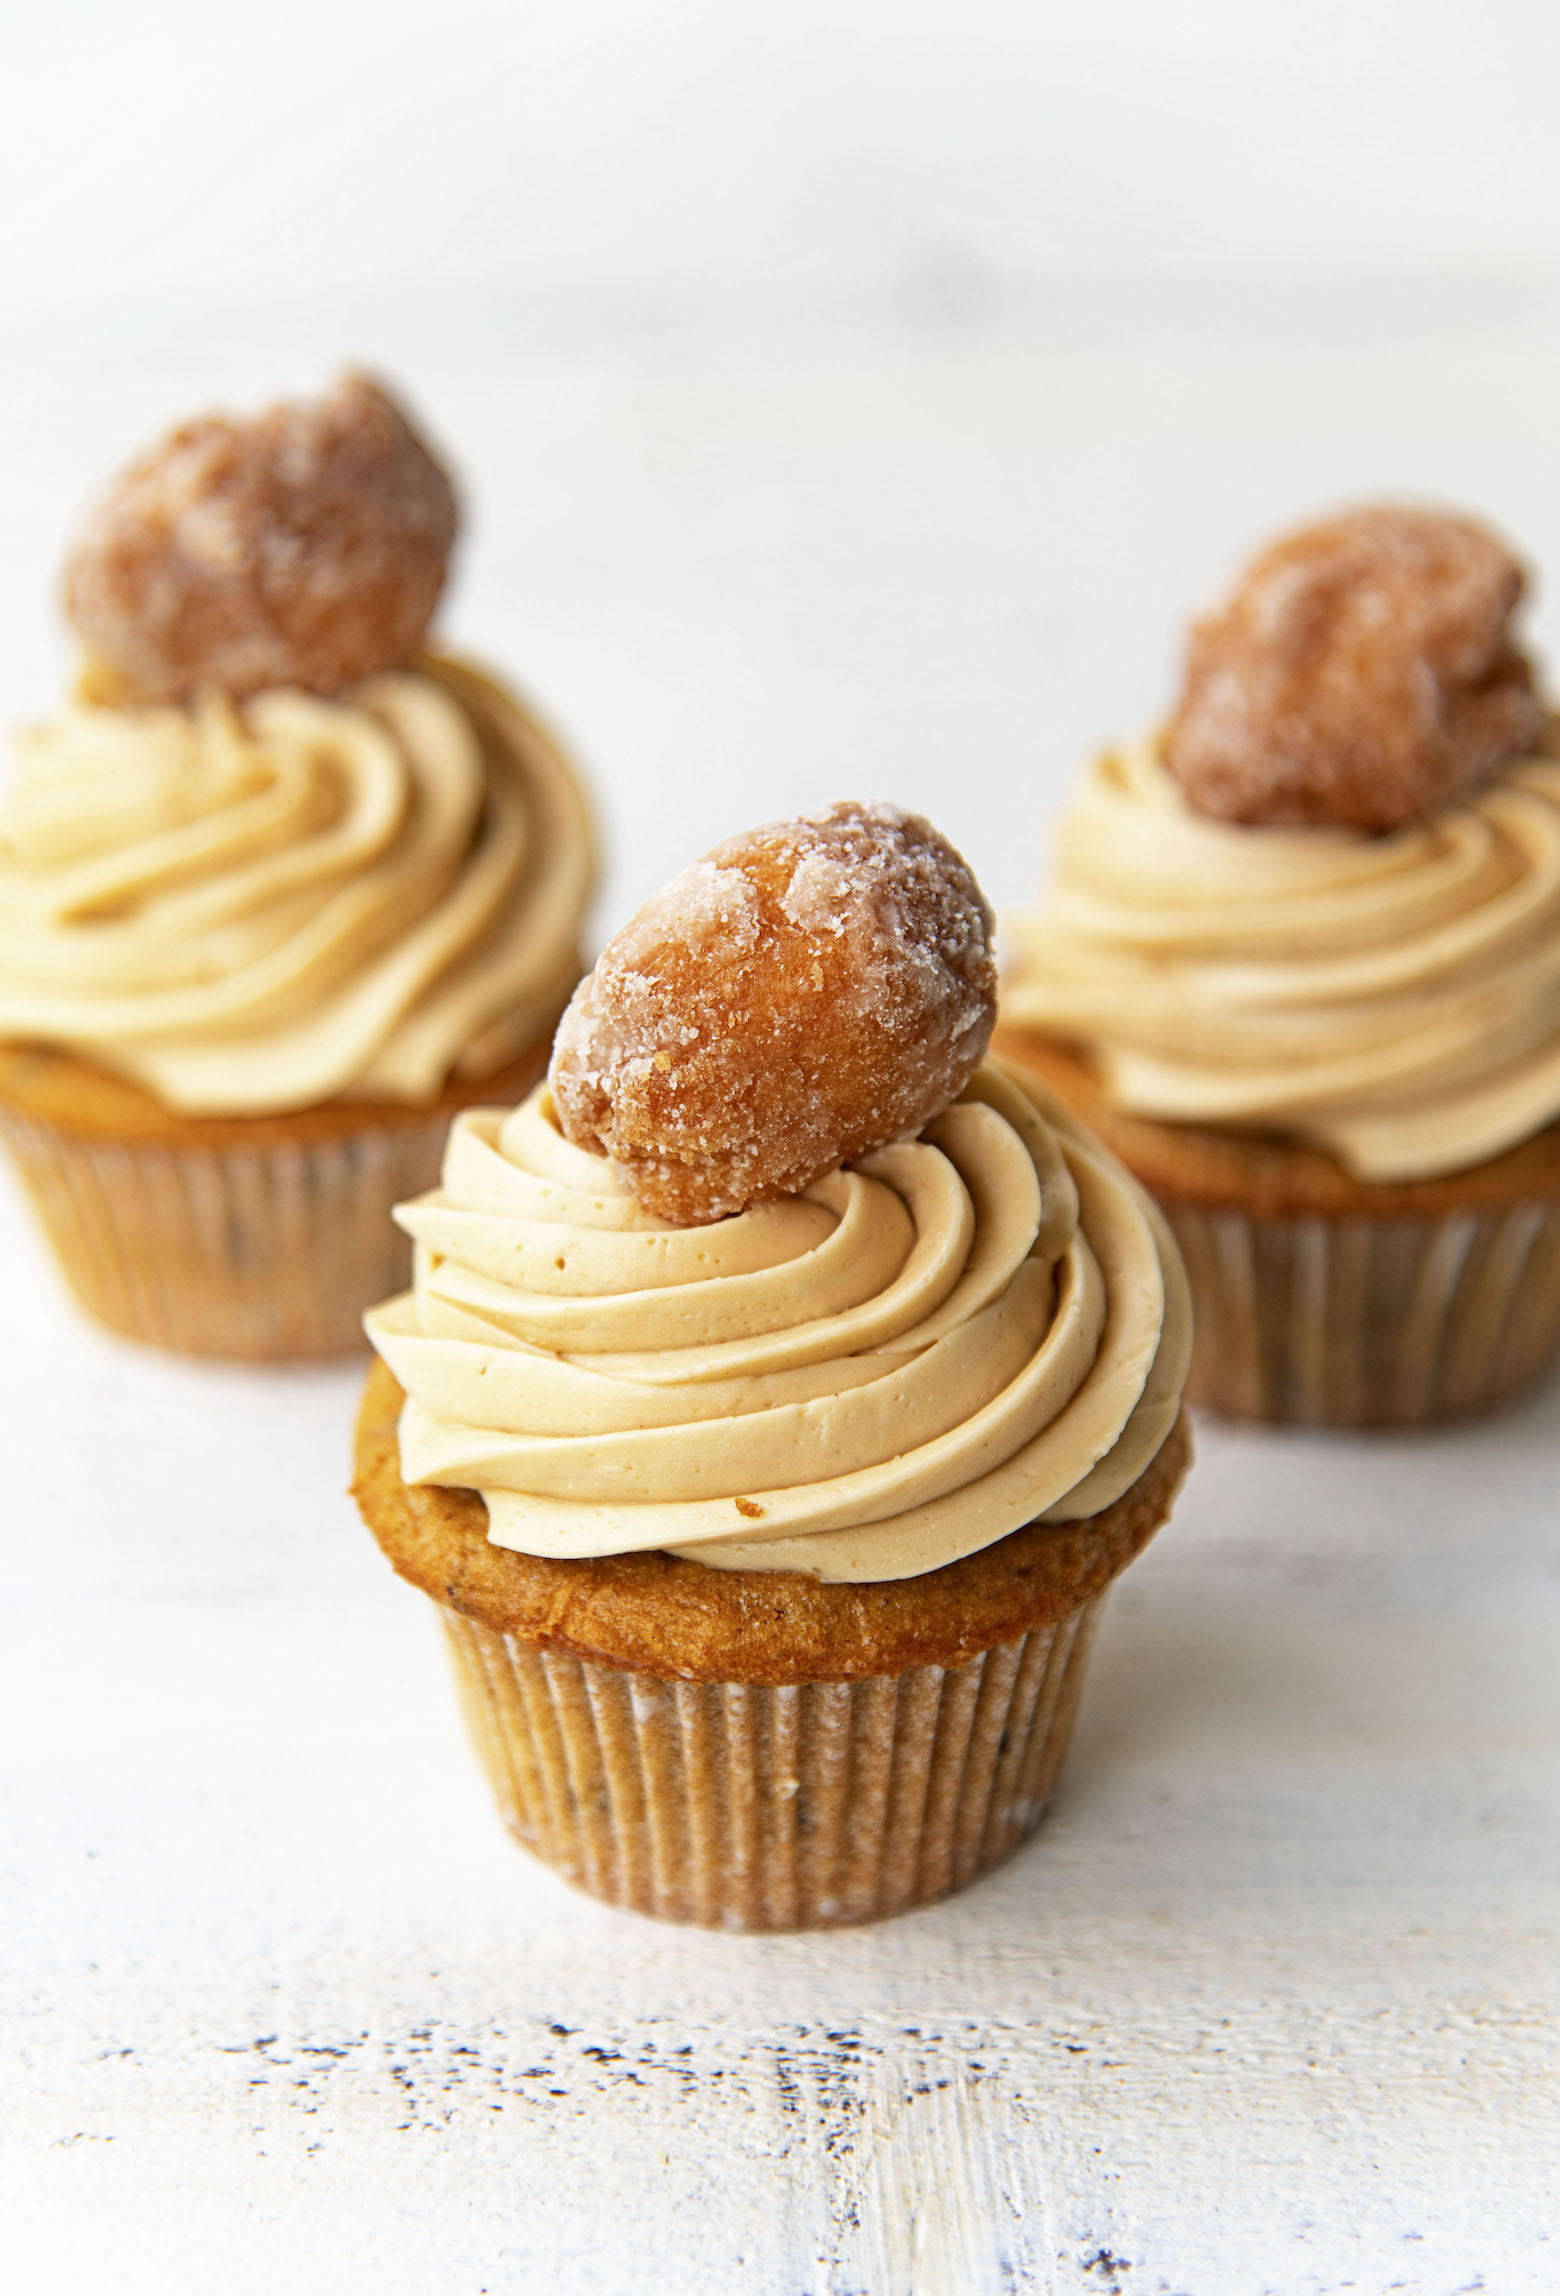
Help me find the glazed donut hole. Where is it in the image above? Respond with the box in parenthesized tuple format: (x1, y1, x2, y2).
(63, 373, 458, 704)
(1164, 505, 1546, 833)
(549, 801, 999, 1225)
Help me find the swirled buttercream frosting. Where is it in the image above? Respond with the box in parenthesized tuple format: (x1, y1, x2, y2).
(364, 1058, 1190, 1584)
(0, 655, 594, 1114)
(1004, 732, 1560, 1182)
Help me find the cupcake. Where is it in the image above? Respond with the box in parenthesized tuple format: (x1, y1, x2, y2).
(0, 375, 596, 1358)
(355, 802, 1191, 1930)
(999, 504, 1560, 1425)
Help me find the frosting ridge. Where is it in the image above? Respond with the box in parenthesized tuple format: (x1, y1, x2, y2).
(1004, 732, 1560, 1181)
(365, 1059, 1190, 1584)
(0, 655, 594, 1113)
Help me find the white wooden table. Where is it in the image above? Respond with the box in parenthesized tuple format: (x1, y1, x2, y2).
(4, 329, 1560, 2293)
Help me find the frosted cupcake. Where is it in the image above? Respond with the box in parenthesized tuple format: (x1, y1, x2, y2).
(0, 375, 595, 1357)
(356, 803, 1191, 1930)
(1000, 505, 1560, 1424)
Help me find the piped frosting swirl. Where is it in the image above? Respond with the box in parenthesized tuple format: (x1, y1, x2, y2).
(0, 655, 594, 1113)
(1004, 732, 1560, 1182)
(365, 1058, 1189, 1584)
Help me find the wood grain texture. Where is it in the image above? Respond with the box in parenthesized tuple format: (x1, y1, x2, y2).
(5, 1115, 1558, 2291)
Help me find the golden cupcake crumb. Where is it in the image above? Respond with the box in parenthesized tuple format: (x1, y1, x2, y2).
(353, 1358, 1190, 1682)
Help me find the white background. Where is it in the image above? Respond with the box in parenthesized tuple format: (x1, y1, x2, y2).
(3, 5, 1559, 2290)
(6, 0, 1560, 938)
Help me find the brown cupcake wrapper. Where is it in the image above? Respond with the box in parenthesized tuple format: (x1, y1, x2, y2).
(439, 1595, 1105, 1931)
(1166, 1198, 1560, 1425)
(0, 1105, 452, 1360)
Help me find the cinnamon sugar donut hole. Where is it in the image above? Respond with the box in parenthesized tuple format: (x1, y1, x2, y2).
(64, 373, 457, 703)
(550, 802, 998, 1225)
(1165, 505, 1544, 832)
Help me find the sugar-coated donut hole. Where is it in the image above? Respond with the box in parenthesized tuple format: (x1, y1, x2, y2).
(63, 374, 457, 704)
(550, 802, 998, 1225)
(1164, 505, 1545, 832)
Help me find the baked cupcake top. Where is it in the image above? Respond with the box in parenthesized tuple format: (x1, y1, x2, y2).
(0, 376, 595, 1114)
(366, 805, 1190, 1584)
(1004, 505, 1560, 1182)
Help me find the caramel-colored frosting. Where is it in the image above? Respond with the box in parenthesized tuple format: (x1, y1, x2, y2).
(364, 1059, 1190, 1585)
(0, 656, 594, 1113)
(1004, 733, 1560, 1182)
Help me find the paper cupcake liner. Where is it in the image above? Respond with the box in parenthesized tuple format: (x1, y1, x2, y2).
(0, 1105, 454, 1360)
(439, 1595, 1105, 1931)
(1165, 1199, 1560, 1425)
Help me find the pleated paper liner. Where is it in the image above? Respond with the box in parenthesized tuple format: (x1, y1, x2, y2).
(1166, 1200, 1560, 1425)
(0, 1036, 554, 1360)
(993, 1026, 1560, 1427)
(441, 1604, 1102, 1930)
(353, 1362, 1192, 1931)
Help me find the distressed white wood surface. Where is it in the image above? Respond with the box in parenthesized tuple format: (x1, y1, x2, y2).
(4, 325, 1560, 2292)
(4, 1145, 1558, 2296)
